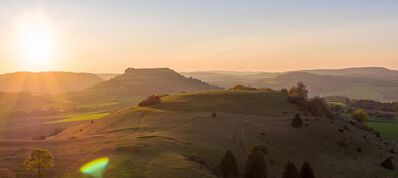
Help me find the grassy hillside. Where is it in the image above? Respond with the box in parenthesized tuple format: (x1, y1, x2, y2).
(0, 72, 103, 94)
(0, 92, 73, 117)
(1, 90, 388, 178)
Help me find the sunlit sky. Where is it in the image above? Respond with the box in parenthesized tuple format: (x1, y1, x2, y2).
(1, 0, 398, 73)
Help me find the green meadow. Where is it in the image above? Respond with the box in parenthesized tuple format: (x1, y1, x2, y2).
(48, 112, 110, 124)
(368, 120, 398, 142)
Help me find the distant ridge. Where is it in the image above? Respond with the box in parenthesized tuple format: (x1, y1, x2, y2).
(299, 67, 398, 80)
(183, 67, 398, 101)
(0, 71, 103, 94)
(86, 67, 222, 99)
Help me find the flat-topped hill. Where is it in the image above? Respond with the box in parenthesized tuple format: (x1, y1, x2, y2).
(85, 68, 222, 99)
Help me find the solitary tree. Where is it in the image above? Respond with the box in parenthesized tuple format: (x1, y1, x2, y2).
(282, 161, 299, 178)
(351, 109, 368, 124)
(219, 150, 239, 178)
(299, 162, 315, 178)
(244, 147, 267, 178)
(288, 82, 308, 98)
(24, 148, 54, 178)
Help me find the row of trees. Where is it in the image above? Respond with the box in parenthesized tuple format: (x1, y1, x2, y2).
(349, 99, 398, 112)
(219, 147, 314, 178)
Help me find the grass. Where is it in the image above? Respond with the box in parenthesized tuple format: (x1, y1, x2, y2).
(150, 90, 296, 117)
(368, 120, 398, 142)
(48, 112, 110, 123)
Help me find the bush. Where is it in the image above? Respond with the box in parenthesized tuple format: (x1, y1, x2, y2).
(244, 147, 267, 178)
(306, 97, 328, 116)
(0, 167, 16, 178)
(138, 95, 161, 106)
(219, 150, 239, 178)
(212, 112, 217, 118)
(230, 85, 257, 90)
(280, 88, 288, 95)
(24, 148, 54, 177)
(282, 161, 299, 178)
(381, 157, 394, 170)
(351, 109, 368, 124)
(291, 114, 303, 128)
(300, 162, 315, 178)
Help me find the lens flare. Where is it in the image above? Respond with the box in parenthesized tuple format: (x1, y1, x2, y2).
(80, 157, 109, 178)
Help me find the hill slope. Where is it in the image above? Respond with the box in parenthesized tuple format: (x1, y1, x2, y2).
(51, 91, 397, 178)
(85, 68, 222, 100)
(0, 72, 103, 94)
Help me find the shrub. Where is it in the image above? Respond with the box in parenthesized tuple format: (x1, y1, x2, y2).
(244, 147, 267, 178)
(306, 97, 328, 116)
(280, 88, 288, 95)
(351, 109, 368, 124)
(356, 146, 362, 153)
(0, 167, 16, 178)
(138, 95, 161, 106)
(291, 114, 303, 128)
(282, 161, 299, 178)
(212, 112, 217, 118)
(230, 85, 257, 90)
(381, 157, 394, 170)
(300, 162, 315, 178)
(219, 150, 239, 178)
(24, 148, 54, 178)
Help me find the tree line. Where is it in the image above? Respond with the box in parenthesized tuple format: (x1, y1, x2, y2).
(219, 147, 315, 178)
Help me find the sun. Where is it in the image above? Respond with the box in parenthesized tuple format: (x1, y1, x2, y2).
(17, 14, 56, 71)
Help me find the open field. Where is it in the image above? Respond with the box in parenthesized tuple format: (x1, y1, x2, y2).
(369, 120, 398, 142)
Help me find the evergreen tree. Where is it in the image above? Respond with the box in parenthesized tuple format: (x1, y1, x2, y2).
(300, 162, 315, 178)
(282, 161, 299, 178)
(219, 150, 239, 178)
(244, 147, 267, 178)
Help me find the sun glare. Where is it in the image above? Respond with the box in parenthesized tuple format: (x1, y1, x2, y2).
(17, 14, 56, 71)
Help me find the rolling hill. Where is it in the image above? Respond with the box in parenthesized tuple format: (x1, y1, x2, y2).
(182, 71, 279, 88)
(300, 67, 398, 81)
(23, 90, 393, 177)
(183, 67, 398, 101)
(0, 72, 103, 94)
(83, 68, 222, 100)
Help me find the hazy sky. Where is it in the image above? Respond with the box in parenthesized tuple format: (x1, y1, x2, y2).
(1, 0, 398, 73)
